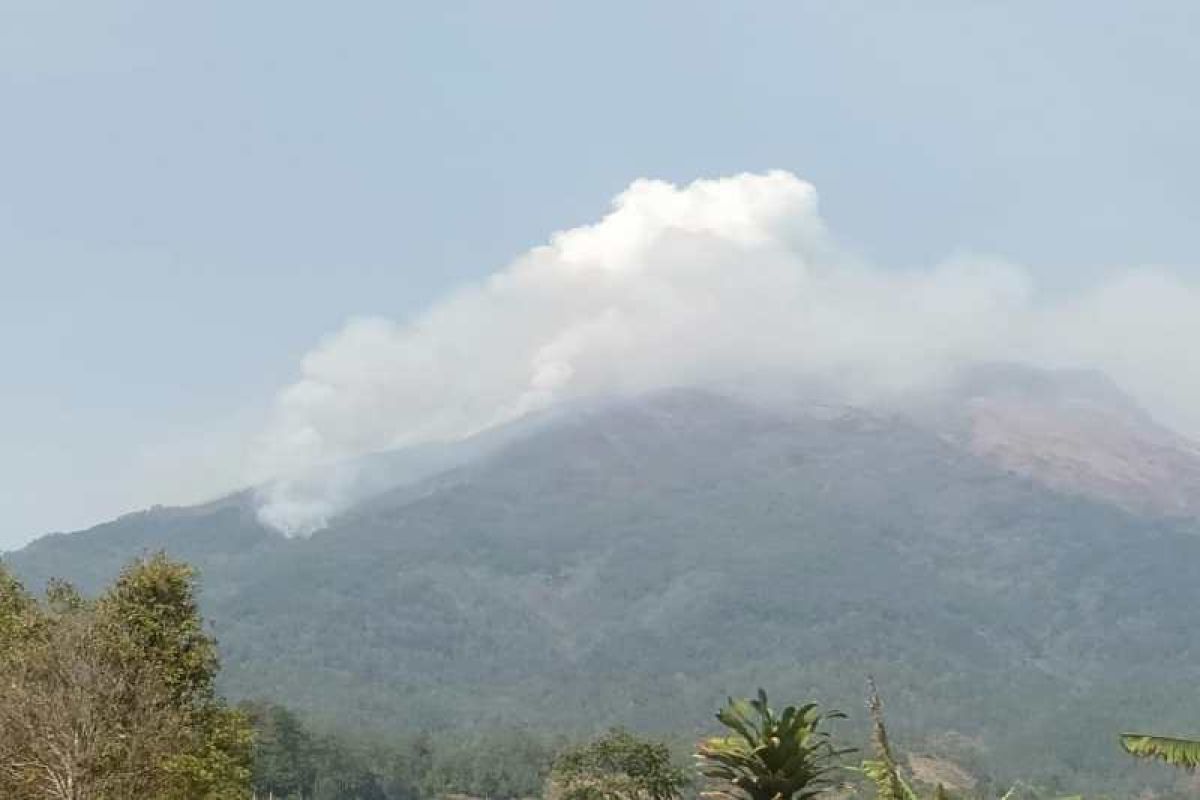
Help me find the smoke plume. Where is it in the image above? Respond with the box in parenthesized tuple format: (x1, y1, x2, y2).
(251, 170, 1200, 534)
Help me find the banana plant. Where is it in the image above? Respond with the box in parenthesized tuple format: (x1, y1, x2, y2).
(1119, 732, 1200, 770)
(859, 679, 943, 800)
(861, 681, 1029, 800)
(695, 688, 852, 800)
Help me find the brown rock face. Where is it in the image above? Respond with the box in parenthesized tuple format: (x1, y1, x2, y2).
(945, 364, 1200, 518)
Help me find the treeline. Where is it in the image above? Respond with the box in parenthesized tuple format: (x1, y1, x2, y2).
(2, 554, 1195, 800)
(236, 689, 1078, 800)
(242, 703, 556, 800)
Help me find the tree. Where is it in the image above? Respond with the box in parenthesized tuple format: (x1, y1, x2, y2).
(695, 689, 851, 800)
(0, 554, 252, 799)
(420, 727, 554, 800)
(309, 740, 388, 800)
(0, 562, 44, 652)
(99, 554, 252, 799)
(550, 728, 688, 800)
(242, 701, 320, 798)
(0, 600, 186, 798)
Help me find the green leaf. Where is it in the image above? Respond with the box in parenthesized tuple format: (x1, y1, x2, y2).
(1120, 733, 1200, 769)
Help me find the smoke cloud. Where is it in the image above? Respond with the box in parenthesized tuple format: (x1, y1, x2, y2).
(251, 170, 1200, 534)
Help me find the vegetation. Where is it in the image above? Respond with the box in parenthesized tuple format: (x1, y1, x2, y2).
(695, 690, 850, 800)
(859, 680, 957, 800)
(1, 551, 1184, 800)
(9, 381, 1200, 799)
(11, 392, 1200, 794)
(240, 690, 1196, 800)
(550, 728, 688, 800)
(1119, 733, 1200, 770)
(0, 554, 251, 799)
(240, 703, 555, 800)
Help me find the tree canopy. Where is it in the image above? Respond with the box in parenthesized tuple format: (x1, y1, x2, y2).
(0, 554, 252, 799)
(550, 728, 688, 800)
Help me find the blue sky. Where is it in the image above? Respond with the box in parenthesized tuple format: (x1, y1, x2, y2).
(3, 1, 1199, 547)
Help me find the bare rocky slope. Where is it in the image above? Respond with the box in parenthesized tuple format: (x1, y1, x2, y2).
(939, 363, 1200, 518)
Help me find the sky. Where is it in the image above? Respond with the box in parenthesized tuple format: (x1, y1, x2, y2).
(3, 1, 1200, 548)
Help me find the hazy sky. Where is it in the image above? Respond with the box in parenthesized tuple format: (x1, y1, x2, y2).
(3, 2, 1199, 548)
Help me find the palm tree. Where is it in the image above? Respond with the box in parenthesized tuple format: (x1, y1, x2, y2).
(1119, 732, 1200, 770)
(695, 688, 852, 800)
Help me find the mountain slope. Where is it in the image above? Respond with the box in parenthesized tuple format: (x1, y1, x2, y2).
(940, 363, 1200, 518)
(6, 383, 1200, 790)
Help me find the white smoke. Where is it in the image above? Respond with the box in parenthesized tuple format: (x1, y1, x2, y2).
(250, 170, 1200, 534)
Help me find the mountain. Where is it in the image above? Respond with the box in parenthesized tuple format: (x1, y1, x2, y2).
(6, 368, 1200, 791)
(938, 363, 1200, 518)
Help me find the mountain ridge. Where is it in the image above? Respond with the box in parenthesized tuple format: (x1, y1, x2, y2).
(5, 368, 1200, 791)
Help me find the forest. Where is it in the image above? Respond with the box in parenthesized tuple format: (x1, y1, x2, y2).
(2, 554, 1197, 800)
(13, 389, 1200, 799)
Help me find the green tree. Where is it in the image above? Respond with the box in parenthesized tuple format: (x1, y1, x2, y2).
(0, 554, 252, 799)
(420, 727, 553, 800)
(379, 732, 435, 800)
(550, 728, 688, 800)
(309, 740, 387, 800)
(99, 554, 252, 799)
(695, 689, 851, 800)
(0, 562, 43, 650)
(242, 701, 320, 798)
(95, 553, 221, 703)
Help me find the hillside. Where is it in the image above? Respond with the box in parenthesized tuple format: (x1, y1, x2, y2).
(940, 363, 1200, 518)
(6, 376, 1200, 792)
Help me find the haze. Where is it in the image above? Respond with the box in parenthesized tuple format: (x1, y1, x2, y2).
(3, 2, 1200, 548)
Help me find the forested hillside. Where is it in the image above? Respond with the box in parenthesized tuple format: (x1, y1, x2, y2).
(7, 386, 1200, 793)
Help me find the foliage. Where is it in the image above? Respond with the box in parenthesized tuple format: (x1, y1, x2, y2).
(239, 703, 555, 800)
(859, 680, 923, 800)
(551, 728, 689, 800)
(857, 680, 950, 800)
(1119, 733, 1200, 770)
(12, 392, 1200, 794)
(0, 562, 44, 649)
(242, 700, 391, 799)
(0, 554, 252, 799)
(418, 726, 555, 800)
(95, 553, 221, 704)
(696, 689, 851, 800)
(0, 608, 181, 797)
(243, 701, 321, 797)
